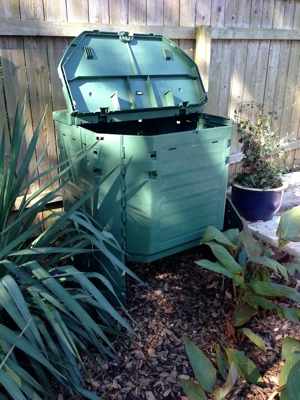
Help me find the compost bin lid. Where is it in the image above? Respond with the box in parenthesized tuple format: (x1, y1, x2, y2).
(58, 31, 207, 119)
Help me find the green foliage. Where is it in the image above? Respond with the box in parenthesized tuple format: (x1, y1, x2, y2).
(231, 101, 288, 189)
(276, 205, 300, 252)
(0, 100, 140, 399)
(195, 216, 300, 334)
(270, 337, 300, 399)
(181, 335, 263, 400)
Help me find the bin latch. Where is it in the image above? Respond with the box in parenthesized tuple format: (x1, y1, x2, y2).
(119, 31, 134, 43)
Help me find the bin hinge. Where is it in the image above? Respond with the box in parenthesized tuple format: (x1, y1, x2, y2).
(119, 31, 134, 43)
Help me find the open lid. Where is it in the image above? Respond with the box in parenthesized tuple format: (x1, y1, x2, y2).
(58, 31, 207, 120)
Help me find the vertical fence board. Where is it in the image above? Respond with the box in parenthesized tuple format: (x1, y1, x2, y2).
(196, 0, 211, 26)
(289, 2, 300, 167)
(262, 0, 274, 28)
(227, 0, 251, 176)
(19, 0, 44, 19)
(195, 26, 211, 93)
(251, 1, 270, 104)
(179, 0, 195, 58)
(44, 0, 69, 111)
(24, 37, 57, 184)
(0, 39, 32, 165)
(129, 0, 146, 25)
(273, 1, 294, 139)
(89, 0, 109, 23)
(243, 0, 263, 103)
(66, 0, 89, 22)
(43, 0, 67, 21)
(273, 40, 292, 138)
(164, 0, 180, 26)
(0, 0, 20, 19)
(146, 0, 163, 26)
(205, 0, 225, 115)
(109, 0, 129, 24)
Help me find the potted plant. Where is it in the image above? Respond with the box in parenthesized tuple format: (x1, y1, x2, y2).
(230, 101, 288, 221)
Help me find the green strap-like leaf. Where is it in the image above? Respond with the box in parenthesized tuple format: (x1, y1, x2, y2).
(213, 363, 238, 400)
(242, 219, 260, 258)
(280, 353, 300, 387)
(195, 260, 235, 278)
(3, 361, 44, 400)
(0, 369, 27, 400)
(180, 379, 207, 400)
(200, 226, 236, 248)
(72, 385, 103, 400)
(223, 228, 240, 245)
(248, 256, 288, 281)
(4, 357, 51, 398)
(1, 276, 46, 353)
(282, 337, 300, 360)
(203, 242, 242, 274)
(241, 328, 266, 351)
(183, 336, 217, 392)
(277, 304, 299, 323)
(232, 304, 257, 327)
(248, 280, 295, 297)
(0, 325, 65, 381)
(225, 348, 264, 386)
(243, 292, 278, 310)
(284, 360, 300, 400)
(276, 206, 300, 241)
(59, 265, 136, 334)
(216, 344, 228, 379)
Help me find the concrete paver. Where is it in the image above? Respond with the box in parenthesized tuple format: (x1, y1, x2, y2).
(248, 172, 300, 257)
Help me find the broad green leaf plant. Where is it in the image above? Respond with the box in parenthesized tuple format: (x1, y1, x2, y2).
(195, 216, 300, 337)
(267, 336, 300, 400)
(181, 336, 264, 400)
(0, 100, 141, 399)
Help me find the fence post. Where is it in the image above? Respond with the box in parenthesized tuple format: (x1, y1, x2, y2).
(195, 25, 212, 94)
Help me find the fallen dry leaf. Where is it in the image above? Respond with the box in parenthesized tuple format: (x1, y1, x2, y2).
(145, 391, 156, 400)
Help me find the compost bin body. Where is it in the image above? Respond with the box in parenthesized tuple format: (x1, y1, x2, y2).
(54, 113, 232, 262)
(53, 31, 232, 298)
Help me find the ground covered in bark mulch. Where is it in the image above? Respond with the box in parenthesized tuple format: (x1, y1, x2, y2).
(69, 243, 300, 400)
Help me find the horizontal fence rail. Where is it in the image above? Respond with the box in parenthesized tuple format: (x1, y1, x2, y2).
(1, 19, 300, 41)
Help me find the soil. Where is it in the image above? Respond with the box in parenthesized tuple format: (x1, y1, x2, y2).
(64, 244, 300, 400)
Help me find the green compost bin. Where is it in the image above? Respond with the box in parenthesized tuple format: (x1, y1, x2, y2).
(53, 31, 233, 301)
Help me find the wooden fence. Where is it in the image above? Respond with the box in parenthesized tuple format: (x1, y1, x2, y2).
(1, 0, 300, 210)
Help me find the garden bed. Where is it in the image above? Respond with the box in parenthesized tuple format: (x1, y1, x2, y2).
(67, 244, 300, 400)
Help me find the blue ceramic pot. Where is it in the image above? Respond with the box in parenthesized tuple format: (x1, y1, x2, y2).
(231, 182, 288, 222)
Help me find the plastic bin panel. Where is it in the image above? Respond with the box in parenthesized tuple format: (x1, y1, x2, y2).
(55, 113, 232, 263)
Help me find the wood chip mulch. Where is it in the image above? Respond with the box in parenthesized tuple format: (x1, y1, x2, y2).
(67, 245, 300, 400)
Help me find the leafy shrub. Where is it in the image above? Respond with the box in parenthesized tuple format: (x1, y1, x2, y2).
(0, 100, 140, 399)
(195, 217, 300, 337)
(231, 101, 288, 189)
